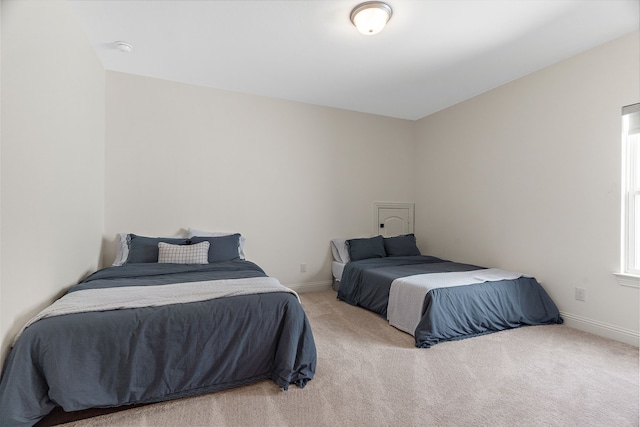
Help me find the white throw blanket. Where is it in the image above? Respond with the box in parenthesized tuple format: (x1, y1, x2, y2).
(14, 276, 297, 345)
(387, 269, 528, 335)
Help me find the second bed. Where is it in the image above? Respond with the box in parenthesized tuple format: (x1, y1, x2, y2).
(333, 235, 563, 348)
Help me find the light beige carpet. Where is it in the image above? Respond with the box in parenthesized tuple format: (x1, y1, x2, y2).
(58, 290, 638, 427)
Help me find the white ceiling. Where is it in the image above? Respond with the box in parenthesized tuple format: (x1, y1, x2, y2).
(68, 0, 640, 121)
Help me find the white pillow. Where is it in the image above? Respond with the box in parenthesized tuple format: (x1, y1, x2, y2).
(112, 233, 129, 266)
(158, 241, 209, 264)
(331, 238, 351, 264)
(188, 228, 246, 259)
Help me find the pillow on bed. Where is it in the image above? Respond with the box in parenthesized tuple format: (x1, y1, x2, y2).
(112, 233, 129, 266)
(330, 238, 351, 264)
(158, 241, 210, 264)
(126, 234, 190, 263)
(188, 228, 246, 259)
(383, 234, 421, 256)
(113, 232, 189, 266)
(346, 235, 386, 261)
(190, 234, 241, 263)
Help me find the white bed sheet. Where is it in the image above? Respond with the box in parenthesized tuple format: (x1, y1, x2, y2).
(332, 261, 345, 282)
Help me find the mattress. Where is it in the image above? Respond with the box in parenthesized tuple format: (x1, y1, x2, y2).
(336, 255, 562, 347)
(0, 261, 317, 426)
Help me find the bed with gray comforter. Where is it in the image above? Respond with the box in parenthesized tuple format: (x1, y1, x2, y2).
(337, 255, 562, 348)
(0, 261, 317, 426)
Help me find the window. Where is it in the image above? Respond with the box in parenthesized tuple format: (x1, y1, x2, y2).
(618, 103, 640, 287)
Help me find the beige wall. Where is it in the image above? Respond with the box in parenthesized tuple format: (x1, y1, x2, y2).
(0, 0, 105, 360)
(0, 1, 637, 371)
(414, 31, 640, 345)
(104, 72, 415, 287)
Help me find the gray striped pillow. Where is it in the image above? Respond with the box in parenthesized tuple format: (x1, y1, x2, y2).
(158, 241, 209, 264)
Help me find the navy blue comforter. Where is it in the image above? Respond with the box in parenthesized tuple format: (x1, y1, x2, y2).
(337, 256, 562, 348)
(0, 261, 316, 426)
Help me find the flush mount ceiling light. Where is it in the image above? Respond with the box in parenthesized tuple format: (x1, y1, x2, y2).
(114, 41, 133, 53)
(350, 1, 393, 35)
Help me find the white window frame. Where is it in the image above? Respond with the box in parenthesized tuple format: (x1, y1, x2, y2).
(616, 103, 640, 288)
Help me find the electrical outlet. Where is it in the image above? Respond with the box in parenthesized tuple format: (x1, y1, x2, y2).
(575, 287, 586, 302)
(300, 263, 307, 273)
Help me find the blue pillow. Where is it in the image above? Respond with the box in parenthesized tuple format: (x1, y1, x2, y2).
(346, 235, 386, 261)
(383, 234, 421, 257)
(126, 235, 190, 263)
(190, 234, 241, 263)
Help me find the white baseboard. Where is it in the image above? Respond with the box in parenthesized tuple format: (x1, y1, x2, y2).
(560, 311, 639, 347)
(286, 280, 333, 294)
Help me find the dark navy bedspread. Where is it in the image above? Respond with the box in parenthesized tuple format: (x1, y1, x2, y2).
(0, 261, 316, 426)
(336, 256, 562, 348)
